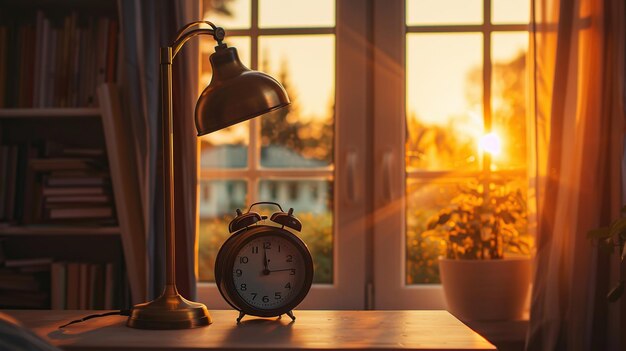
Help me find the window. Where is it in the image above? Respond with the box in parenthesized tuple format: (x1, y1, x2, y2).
(197, 0, 532, 310)
(198, 0, 369, 309)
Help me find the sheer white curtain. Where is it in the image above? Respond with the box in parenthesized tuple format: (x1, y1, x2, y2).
(527, 0, 625, 349)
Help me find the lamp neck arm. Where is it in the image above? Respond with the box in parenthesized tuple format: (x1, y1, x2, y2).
(166, 21, 226, 61)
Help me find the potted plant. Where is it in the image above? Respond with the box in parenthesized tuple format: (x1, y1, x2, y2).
(423, 176, 532, 321)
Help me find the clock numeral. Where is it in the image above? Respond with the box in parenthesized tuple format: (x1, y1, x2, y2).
(235, 269, 242, 277)
(285, 283, 291, 289)
(290, 269, 295, 275)
(275, 292, 281, 300)
(252, 246, 258, 254)
(286, 255, 293, 262)
(263, 242, 271, 249)
(240, 284, 247, 291)
(278, 245, 281, 253)
(240, 256, 249, 264)
(262, 295, 269, 303)
(251, 293, 257, 300)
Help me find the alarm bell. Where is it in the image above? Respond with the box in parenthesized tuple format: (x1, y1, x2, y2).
(228, 202, 302, 233)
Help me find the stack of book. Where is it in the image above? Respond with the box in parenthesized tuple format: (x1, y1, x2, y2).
(0, 257, 51, 309)
(0, 141, 116, 225)
(0, 259, 124, 310)
(0, 10, 118, 108)
(50, 261, 123, 310)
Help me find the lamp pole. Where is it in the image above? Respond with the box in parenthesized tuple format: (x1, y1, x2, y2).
(127, 21, 224, 330)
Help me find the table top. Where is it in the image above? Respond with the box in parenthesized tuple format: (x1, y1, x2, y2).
(3, 309, 495, 351)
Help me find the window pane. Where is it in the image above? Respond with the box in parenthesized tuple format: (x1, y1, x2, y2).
(406, 34, 483, 171)
(200, 37, 251, 168)
(258, 179, 333, 284)
(491, 33, 528, 170)
(203, 0, 250, 29)
(198, 179, 247, 282)
(406, 181, 455, 284)
(406, 0, 482, 25)
(259, 35, 334, 168)
(259, 0, 335, 28)
(492, 0, 530, 24)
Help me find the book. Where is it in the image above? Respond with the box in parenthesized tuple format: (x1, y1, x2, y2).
(79, 263, 89, 309)
(4, 257, 53, 268)
(42, 186, 106, 196)
(51, 262, 66, 310)
(0, 271, 43, 292)
(45, 206, 112, 220)
(45, 195, 110, 204)
(66, 262, 80, 309)
(30, 158, 103, 172)
(4, 145, 18, 221)
(46, 176, 108, 187)
(89, 263, 104, 309)
(0, 146, 8, 219)
(104, 262, 115, 309)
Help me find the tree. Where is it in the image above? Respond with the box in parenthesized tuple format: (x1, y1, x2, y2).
(260, 55, 334, 165)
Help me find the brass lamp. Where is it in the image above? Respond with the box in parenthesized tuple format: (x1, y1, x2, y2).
(127, 21, 290, 330)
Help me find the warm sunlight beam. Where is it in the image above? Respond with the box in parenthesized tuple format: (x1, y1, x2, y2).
(479, 132, 502, 156)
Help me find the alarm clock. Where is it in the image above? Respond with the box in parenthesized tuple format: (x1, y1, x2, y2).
(214, 202, 314, 323)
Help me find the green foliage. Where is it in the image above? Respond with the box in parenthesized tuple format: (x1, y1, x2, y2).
(423, 177, 531, 260)
(587, 206, 626, 303)
(587, 206, 626, 252)
(198, 212, 333, 284)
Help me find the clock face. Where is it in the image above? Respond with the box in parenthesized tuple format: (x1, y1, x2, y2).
(232, 234, 307, 310)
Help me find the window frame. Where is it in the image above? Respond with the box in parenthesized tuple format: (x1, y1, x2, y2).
(197, 0, 370, 310)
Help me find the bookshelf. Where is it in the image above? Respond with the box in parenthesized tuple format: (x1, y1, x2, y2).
(0, 108, 101, 118)
(0, 0, 146, 310)
(0, 225, 120, 236)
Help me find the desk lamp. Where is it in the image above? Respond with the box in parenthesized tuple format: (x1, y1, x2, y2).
(127, 21, 290, 329)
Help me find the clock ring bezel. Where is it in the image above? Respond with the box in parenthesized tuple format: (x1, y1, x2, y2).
(215, 225, 314, 317)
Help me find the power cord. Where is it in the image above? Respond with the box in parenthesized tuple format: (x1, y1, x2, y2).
(58, 310, 131, 329)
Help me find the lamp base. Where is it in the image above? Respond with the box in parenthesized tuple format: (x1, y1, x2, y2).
(127, 291, 211, 329)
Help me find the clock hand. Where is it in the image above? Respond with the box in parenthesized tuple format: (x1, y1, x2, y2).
(269, 268, 295, 273)
(262, 245, 270, 275)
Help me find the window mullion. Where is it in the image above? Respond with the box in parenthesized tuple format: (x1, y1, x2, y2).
(483, 0, 492, 174)
(247, 0, 260, 205)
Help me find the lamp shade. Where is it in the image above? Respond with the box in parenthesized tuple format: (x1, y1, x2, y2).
(195, 46, 290, 136)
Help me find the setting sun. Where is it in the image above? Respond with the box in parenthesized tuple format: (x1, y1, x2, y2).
(479, 132, 502, 156)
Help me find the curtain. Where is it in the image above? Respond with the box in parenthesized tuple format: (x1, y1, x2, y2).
(118, 0, 199, 301)
(527, 0, 625, 349)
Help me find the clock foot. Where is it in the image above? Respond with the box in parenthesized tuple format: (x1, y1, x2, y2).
(286, 310, 296, 321)
(236, 311, 245, 323)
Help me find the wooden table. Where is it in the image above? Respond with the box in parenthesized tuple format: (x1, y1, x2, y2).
(4, 310, 495, 350)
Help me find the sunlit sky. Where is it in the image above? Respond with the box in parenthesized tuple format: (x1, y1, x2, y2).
(202, 0, 529, 139)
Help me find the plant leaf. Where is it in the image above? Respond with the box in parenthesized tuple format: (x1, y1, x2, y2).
(607, 280, 624, 302)
(587, 227, 611, 240)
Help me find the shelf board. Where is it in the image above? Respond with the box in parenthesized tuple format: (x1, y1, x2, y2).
(0, 108, 101, 119)
(0, 225, 120, 236)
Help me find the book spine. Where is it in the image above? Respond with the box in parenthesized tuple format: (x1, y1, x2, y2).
(66, 262, 80, 309)
(78, 262, 89, 309)
(51, 262, 67, 310)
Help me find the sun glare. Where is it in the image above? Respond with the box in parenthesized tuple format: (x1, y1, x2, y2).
(479, 132, 502, 156)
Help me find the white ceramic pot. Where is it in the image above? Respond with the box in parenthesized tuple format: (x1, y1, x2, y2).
(438, 257, 531, 321)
